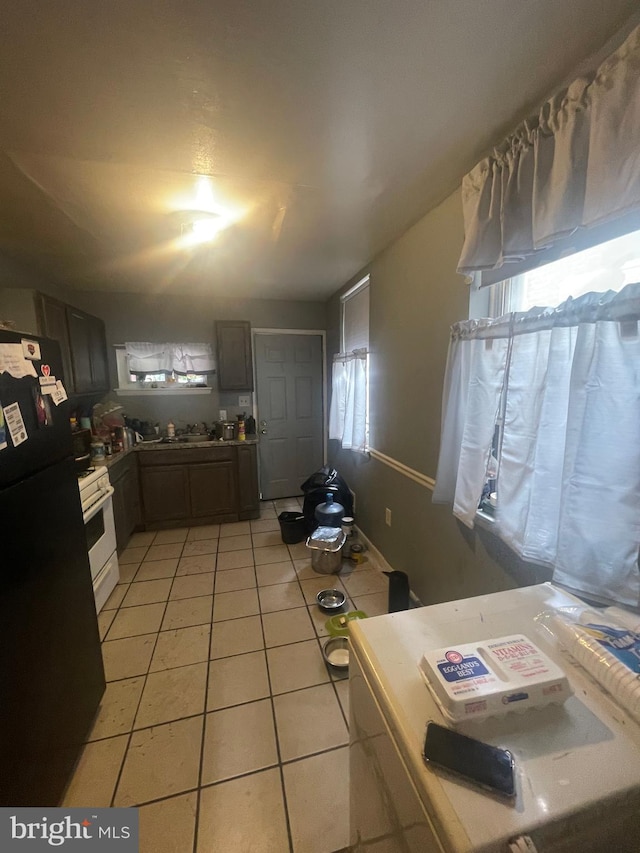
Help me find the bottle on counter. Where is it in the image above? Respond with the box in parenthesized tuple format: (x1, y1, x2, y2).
(167, 420, 176, 439)
(237, 414, 246, 441)
(90, 439, 106, 464)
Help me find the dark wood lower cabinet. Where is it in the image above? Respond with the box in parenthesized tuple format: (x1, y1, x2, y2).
(138, 444, 259, 529)
(188, 461, 237, 518)
(140, 465, 190, 524)
(237, 443, 260, 518)
(111, 453, 142, 553)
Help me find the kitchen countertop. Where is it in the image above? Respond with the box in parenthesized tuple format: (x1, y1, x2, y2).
(102, 436, 258, 470)
(135, 436, 258, 450)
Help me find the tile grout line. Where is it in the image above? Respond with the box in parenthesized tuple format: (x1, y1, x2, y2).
(252, 509, 296, 853)
(97, 506, 361, 843)
(107, 532, 190, 809)
(191, 536, 218, 853)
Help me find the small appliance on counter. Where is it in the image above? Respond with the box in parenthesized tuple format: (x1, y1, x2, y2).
(71, 426, 93, 473)
(215, 420, 237, 440)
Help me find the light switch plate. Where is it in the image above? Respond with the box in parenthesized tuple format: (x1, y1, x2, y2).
(238, 395, 251, 407)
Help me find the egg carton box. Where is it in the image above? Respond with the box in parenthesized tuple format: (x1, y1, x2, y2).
(418, 634, 572, 724)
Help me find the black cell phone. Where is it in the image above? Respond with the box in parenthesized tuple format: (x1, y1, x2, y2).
(423, 721, 516, 799)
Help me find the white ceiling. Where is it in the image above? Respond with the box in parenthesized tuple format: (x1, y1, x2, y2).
(0, 1, 637, 300)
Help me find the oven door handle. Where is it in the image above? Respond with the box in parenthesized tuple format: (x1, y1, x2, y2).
(82, 485, 115, 523)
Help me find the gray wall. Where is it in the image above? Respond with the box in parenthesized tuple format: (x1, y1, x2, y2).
(71, 291, 327, 429)
(0, 255, 76, 332)
(327, 190, 551, 606)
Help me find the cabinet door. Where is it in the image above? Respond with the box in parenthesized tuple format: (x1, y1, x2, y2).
(112, 470, 129, 554)
(37, 295, 74, 392)
(216, 321, 253, 391)
(112, 457, 141, 551)
(88, 315, 109, 392)
(141, 465, 190, 522)
(237, 443, 259, 516)
(126, 455, 141, 529)
(188, 462, 237, 517)
(66, 307, 110, 394)
(66, 308, 93, 393)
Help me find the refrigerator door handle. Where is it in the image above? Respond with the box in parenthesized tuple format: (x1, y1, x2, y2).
(82, 485, 115, 523)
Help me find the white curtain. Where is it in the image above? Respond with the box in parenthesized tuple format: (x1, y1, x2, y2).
(125, 342, 215, 374)
(169, 343, 215, 374)
(433, 284, 640, 607)
(433, 322, 510, 527)
(125, 342, 171, 373)
(457, 23, 640, 275)
(329, 350, 368, 452)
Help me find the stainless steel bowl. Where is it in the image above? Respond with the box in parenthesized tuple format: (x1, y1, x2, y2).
(316, 588, 346, 611)
(323, 636, 350, 670)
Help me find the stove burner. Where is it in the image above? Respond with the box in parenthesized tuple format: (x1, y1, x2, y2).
(77, 467, 97, 480)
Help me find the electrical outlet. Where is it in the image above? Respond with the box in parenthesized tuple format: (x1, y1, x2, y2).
(238, 395, 251, 408)
(385, 507, 392, 526)
(219, 409, 227, 421)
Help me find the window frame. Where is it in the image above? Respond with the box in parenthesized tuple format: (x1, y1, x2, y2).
(114, 346, 213, 396)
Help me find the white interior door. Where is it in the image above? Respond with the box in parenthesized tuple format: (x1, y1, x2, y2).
(254, 332, 324, 500)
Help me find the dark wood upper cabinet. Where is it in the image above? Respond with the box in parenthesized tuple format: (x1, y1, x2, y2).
(66, 307, 109, 395)
(216, 320, 253, 391)
(36, 294, 75, 393)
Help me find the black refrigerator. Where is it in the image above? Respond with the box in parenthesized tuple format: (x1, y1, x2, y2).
(0, 329, 105, 806)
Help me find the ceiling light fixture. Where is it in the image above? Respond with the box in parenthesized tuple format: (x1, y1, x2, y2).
(174, 210, 224, 246)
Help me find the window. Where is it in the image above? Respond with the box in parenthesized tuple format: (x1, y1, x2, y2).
(115, 342, 215, 394)
(476, 227, 640, 518)
(329, 276, 370, 452)
(342, 277, 370, 353)
(493, 228, 640, 315)
(436, 253, 640, 606)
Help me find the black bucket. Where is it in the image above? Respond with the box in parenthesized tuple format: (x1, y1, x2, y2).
(278, 512, 307, 544)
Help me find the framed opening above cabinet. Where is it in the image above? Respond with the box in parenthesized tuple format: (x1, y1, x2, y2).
(215, 320, 253, 391)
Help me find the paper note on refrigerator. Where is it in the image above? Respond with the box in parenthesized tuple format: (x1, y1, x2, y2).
(50, 381, 68, 406)
(3, 401, 28, 446)
(0, 405, 7, 450)
(0, 344, 38, 379)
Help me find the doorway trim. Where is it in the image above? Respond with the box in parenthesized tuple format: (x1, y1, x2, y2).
(251, 329, 328, 500)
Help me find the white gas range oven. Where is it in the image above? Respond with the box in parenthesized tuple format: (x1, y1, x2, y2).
(77, 466, 120, 613)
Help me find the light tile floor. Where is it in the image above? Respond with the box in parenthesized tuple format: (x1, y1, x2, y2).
(65, 498, 390, 853)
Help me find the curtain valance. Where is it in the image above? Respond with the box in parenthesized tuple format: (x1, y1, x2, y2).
(457, 24, 640, 276)
(125, 342, 216, 374)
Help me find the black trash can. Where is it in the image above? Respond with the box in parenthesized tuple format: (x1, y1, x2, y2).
(278, 512, 307, 544)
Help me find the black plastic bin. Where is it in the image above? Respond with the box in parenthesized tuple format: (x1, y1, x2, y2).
(278, 512, 307, 544)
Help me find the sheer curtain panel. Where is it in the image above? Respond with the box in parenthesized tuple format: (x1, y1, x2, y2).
(433, 284, 640, 607)
(329, 350, 368, 453)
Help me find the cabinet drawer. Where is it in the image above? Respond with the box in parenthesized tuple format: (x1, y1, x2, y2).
(138, 447, 234, 466)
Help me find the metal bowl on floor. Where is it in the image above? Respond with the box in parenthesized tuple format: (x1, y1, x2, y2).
(316, 588, 346, 611)
(323, 636, 350, 670)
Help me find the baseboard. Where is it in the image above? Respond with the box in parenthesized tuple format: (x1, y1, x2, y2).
(354, 525, 423, 608)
